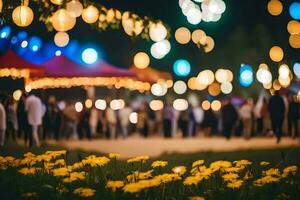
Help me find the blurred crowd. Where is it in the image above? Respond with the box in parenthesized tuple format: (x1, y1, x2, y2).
(0, 90, 299, 147)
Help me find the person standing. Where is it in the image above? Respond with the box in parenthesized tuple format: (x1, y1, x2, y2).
(163, 104, 174, 138)
(268, 91, 285, 143)
(221, 98, 238, 139)
(6, 96, 18, 141)
(106, 106, 117, 139)
(178, 110, 189, 138)
(0, 94, 6, 147)
(288, 95, 299, 138)
(137, 103, 148, 137)
(62, 101, 78, 140)
(239, 99, 253, 139)
(25, 92, 45, 147)
(193, 104, 204, 136)
(118, 103, 132, 138)
(44, 96, 61, 140)
(17, 94, 29, 143)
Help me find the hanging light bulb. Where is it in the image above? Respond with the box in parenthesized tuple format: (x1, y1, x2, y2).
(50, 0, 63, 5)
(54, 32, 70, 47)
(66, 0, 83, 18)
(82, 5, 99, 24)
(0, 0, 3, 13)
(12, 1, 34, 27)
(51, 9, 76, 32)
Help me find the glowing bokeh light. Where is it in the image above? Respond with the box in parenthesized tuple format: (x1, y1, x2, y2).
(75, 102, 83, 112)
(293, 62, 300, 78)
(0, 26, 11, 39)
(202, 100, 211, 111)
(13, 90, 22, 101)
(82, 48, 98, 64)
(239, 64, 253, 87)
(211, 100, 221, 111)
(129, 112, 138, 124)
(95, 99, 107, 110)
(289, 2, 300, 20)
(173, 80, 187, 94)
(173, 59, 191, 77)
(173, 99, 188, 111)
(149, 100, 164, 111)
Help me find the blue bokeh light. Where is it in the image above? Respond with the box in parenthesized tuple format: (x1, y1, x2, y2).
(29, 36, 42, 52)
(173, 59, 191, 77)
(11, 36, 18, 44)
(82, 48, 98, 64)
(293, 62, 300, 77)
(289, 2, 300, 20)
(17, 31, 28, 40)
(239, 64, 253, 87)
(0, 26, 11, 39)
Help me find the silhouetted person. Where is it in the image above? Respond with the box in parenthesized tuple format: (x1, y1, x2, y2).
(6, 96, 17, 141)
(221, 99, 238, 139)
(44, 96, 61, 140)
(17, 94, 29, 142)
(202, 109, 217, 136)
(178, 110, 189, 138)
(163, 104, 173, 138)
(288, 95, 299, 138)
(77, 107, 92, 140)
(268, 91, 285, 143)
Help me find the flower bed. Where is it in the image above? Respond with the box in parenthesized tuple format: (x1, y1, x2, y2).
(0, 150, 299, 199)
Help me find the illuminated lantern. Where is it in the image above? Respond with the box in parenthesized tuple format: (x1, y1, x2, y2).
(200, 36, 215, 53)
(122, 12, 144, 36)
(12, 5, 34, 27)
(287, 20, 300, 35)
(289, 34, 300, 49)
(175, 27, 191, 44)
(149, 22, 167, 42)
(269, 46, 284, 62)
(82, 5, 99, 24)
(133, 52, 150, 69)
(51, 9, 76, 32)
(192, 29, 206, 44)
(208, 82, 221, 96)
(0, 0, 3, 13)
(267, 0, 283, 16)
(66, 0, 83, 18)
(50, 0, 63, 5)
(54, 32, 69, 47)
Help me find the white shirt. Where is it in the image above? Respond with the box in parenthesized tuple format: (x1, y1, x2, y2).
(0, 103, 6, 130)
(25, 95, 45, 126)
(119, 107, 132, 126)
(193, 107, 204, 123)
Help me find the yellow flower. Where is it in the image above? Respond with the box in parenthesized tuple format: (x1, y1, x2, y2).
(106, 180, 124, 192)
(183, 175, 203, 186)
(172, 166, 187, 176)
(210, 160, 232, 169)
(263, 168, 281, 177)
(243, 171, 253, 180)
(151, 160, 168, 168)
(260, 161, 270, 166)
(24, 152, 35, 158)
(153, 173, 182, 184)
(127, 170, 153, 182)
(127, 156, 150, 163)
(82, 155, 110, 167)
(233, 160, 252, 168)
(253, 175, 280, 186)
(192, 160, 205, 168)
(54, 159, 66, 166)
(222, 173, 239, 182)
(22, 192, 37, 198)
(282, 165, 298, 178)
(73, 187, 96, 197)
(18, 167, 36, 175)
(223, 167, 242, 173)
(189, 196, 205, 200)
(227, 180, 243, 189)
(109, 153, 121, 159)
(63, 172, 86, 183)
(123, 183, 142, 193)
(52, 167, 69, 177)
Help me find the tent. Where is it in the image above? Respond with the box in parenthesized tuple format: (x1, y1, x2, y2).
(43, 55, 136, 77)
(26, 55, 150, 92)
(0, 50, 45, 78)
(130, 66, 173, 83)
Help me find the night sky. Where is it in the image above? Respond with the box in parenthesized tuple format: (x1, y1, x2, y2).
(2, 0, 300, 78)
